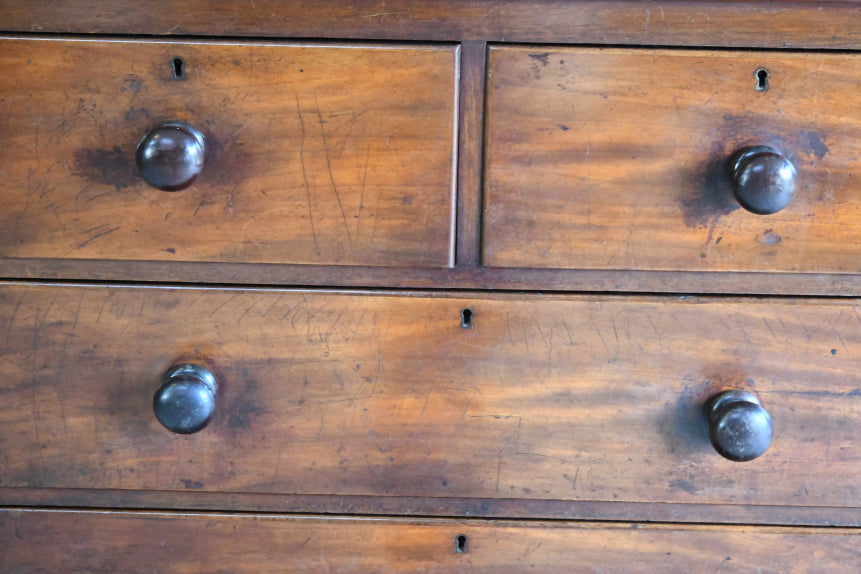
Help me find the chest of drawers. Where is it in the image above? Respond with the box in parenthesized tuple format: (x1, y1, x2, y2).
(1, 1, 860, 571)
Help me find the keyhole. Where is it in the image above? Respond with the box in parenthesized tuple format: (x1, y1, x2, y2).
(455, 534, 469, 554)
(754, 68, 769, 92)
(172, 57, 186, 80)
(461, 308, 473, 329)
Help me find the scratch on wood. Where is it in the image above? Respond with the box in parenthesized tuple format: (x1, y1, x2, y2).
(762, 317, 778, 340)
(559, 317, 576, 346)
(495, 454, 502, 493)
(6, 292, 25, 343)
(236, 297, 262, 325)
(290, 536, 313, 556)
(795, 313, 812, 341)
(361, 11, 408, 18)
(194, 199, 214, 216)
(589, 313, 609, 353)
(77, 225, 120, 250)
(315, 96, 353, 247)
(32, 293, 58, 348)
(735, 319, 753, 348)
(419, 382, 436, 419)
(829, 320, 849, 351)
(209, 293, 242, 318)
(609, 313, 620, 357)
(295, 96, 320, 252)
(356, 144, 370, 240)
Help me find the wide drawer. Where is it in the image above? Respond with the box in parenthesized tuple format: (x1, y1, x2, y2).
(0, 284, 859, 510)
(484, 47, 861, 273)
(0, 38, 457, 267)
(3, 509, 859, 573)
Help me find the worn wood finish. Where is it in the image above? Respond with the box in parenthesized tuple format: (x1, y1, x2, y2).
(484, 47, 861, 274)
(1, 1, 860, 50)
(0, 37, 457, 267)
(4, 509, 860, 573)
(1, 283, 859, 509)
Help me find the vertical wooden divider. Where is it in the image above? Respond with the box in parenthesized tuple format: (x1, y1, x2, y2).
(455, 41, 487, 267)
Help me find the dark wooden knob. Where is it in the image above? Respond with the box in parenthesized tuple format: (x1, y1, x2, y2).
(729, 146, 797, 215)
(706, 390, 773, 462)
(153, 364, 217, 434)
(135, 121, 205, 191)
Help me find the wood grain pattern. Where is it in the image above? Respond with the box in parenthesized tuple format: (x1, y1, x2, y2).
(484, 47, 861, 274)
(1, 283, 859, 510)
(3, 509, 860, 573)
(0, 37, 457, 267)
(1, 1, 859, 50)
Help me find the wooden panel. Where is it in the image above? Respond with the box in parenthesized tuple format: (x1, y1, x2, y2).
(0, 1, 859, 50)
(1, 283, 859, 510)
(455, 41, 486, 266)
(0, 37, 457, 267)
(4, 487, 861, 527)
(7, 258, 861, 297)
(3, 510, 860, 573)
(484, 47, 861, 273)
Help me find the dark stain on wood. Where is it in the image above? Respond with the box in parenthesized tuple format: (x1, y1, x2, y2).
(669, 479, 699, 494)
(659, 379, 711, 456)
(681, 114, 827, 230)
(72, 146, 139, 190)
(761, 230, 782, 245)
(124, 107, 152, 122)
(225, 379, 263, 430)
(680, 143, 740, 229)
(798, 130, 829, 160)
(199, 131, 252, 189)
(528, 53, 550, 66)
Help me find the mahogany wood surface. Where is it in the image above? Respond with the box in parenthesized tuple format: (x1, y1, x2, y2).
(4, 509, 861, 573)
(0, 37, 457, 267)
(484, 47, 861, 274)
(4, 487, 861, 527)
(455, 41, 487, 267)
(0, 1, 859, 50)
(1, 283, 858, 511)
(8, 259, 861, 296)
(1, 0, 860, 563)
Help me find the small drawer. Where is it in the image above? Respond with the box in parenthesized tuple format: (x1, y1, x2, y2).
(483, 46, 861, 273)
(0, 38, 458, 267)
(1, 284, 859, 511)
(3, 509, 859, 572)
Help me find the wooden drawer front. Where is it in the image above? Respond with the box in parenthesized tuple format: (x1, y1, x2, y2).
(0, 38, 457, 267)
(484, 47, 861, 273)
(1, 284, 859, 508)
(3, 510, 859, 573)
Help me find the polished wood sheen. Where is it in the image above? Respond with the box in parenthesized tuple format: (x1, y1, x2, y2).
(1, 0, 859, 565)
(484, 47, 861, 273)
(3, 509, 860, 573)
(0, 37, 457, 267)
(1, 283, 859, 509)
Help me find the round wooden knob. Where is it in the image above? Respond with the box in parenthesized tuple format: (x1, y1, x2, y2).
(135, 121, 205, 191)
(729, 146, 797, 215)
(153, 364, 217, 434)
(706, 390, 773, 462)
